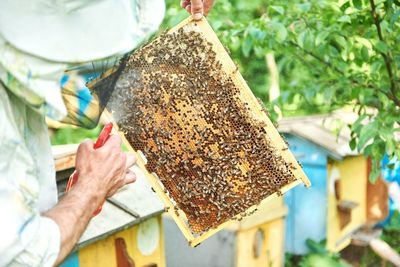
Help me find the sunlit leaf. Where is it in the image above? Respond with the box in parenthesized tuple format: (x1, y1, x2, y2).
(270, 5, 284, 14)
(375, 41, 389, 53)
(296, 2, 312, 12)
(357, 122, 378, 151)
(338, 15, 351, 23)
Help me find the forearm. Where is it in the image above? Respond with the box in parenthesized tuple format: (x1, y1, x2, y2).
(44, 179, 106, 265)
(45, 134, 135, 265)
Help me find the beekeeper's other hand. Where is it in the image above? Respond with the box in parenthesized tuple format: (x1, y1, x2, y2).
(181, 0, 215, 20)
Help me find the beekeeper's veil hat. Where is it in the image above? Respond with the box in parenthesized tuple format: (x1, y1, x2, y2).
(0, 0, 165, 62)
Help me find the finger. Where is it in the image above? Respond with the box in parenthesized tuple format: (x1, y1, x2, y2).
(125, 153, 136, 169)
(107, 187, 118, 198)
(107, 172, 136, 197)
(181, 0, 190, 8)
(76, 139, 94, 168)
(78, 139, 95, 151)
(103, 134, 122, 148)
(203, 0, 214, 15)
(78, 139, 94, 149)
(107, 178, 126, 197)
(185, 5, 191, 13)
(124, 170, 137, 184)
(191, 0, 204, 20)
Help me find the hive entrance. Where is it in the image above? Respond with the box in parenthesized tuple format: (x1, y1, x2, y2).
(91, 17, 310, 245)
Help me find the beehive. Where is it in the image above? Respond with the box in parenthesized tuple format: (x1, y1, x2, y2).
(90, 17, 311, 246)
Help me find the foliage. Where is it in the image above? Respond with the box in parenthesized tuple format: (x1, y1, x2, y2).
(163, 0, 400, 181)
(51, 125, 102, 145)
(285, 239, 351, 267)
(359, 210, 400, 266)
(299, 254, 350, 267)
(284, 253, 297, 267)
(381, 210, 400, 253)
(51, 125, 131, 151)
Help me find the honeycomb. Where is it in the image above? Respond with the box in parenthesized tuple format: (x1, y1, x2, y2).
(91, 18, 304, 236)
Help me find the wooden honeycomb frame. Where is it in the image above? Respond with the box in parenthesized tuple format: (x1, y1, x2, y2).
(90, 17, 311, 247)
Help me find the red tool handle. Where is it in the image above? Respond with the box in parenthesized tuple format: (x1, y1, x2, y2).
(65, 122, 113, 216)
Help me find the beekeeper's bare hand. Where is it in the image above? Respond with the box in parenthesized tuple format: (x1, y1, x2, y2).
(181, 0, 215, 20)
(75, 135, 137, 199)
(45, 134, 136, 266)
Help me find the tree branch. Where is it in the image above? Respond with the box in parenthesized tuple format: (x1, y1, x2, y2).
(289, 41, 341, 73)
(369, 0, 400, 107)
(288, 41, 390, 98)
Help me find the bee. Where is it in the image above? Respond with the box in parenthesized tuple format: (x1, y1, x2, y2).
(297, 161, 303, 168)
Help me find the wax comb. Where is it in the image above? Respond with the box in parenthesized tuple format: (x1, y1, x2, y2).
(89, 17, 311, 246)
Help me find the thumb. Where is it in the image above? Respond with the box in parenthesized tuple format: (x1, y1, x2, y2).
(191, 0, 203, 20)
(124, 170, 137, 184)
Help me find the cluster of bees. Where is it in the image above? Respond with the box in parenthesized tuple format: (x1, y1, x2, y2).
(103, 25, 297, 234)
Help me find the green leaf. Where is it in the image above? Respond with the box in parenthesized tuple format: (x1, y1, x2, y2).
(379, 128, 393, 142)
(212, 20, 223, 30)
(242, 36, 252, 57)
(249, 27, 266, 40)
(395, 149, 400, 161)
(340, 1, 351, 11)
(390, 10, 400, 29)
(316, 31, 330, 46)
(360, 46, 369, 60)
(369, 165, 380, 183)
(229, 35, 241, 51)
(253, 45, 265, 58)
(328, 45, 339, 57)
(387, 140, 395, 156)
(371, 139, 386, 161)
(297, 31, 307, 48)
(338, 15, 351, 23)
(349, 138, 357, 150)
(375, 41, 388, 53)
(336, 61, 347, 72)
(296, 2, 311, 12)
(305, 239, 328, 254)
(352, 0, 362, 9)
(304, 31, 315, 50)
(336, 35, 348, 50)
(272, 22, 288, 43)
(355, 37, 372, 49)
(380, 20, 389, 34)
(357, 122, 378, 151)
(270, 5, 284, 15)
(371, 61, 383, 73)
(387, 163, 396, 170)
(364, 144, 373, 156)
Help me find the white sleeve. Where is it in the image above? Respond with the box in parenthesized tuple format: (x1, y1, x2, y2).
(0, 85, 61, 267)
(0, 153, 61, 267)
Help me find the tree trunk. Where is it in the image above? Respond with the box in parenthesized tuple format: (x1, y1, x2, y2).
(266, 53, 280, 102)
(369, 238, 400, 266)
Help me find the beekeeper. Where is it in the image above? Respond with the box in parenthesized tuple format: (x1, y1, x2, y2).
(0, 0, 213, 266)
